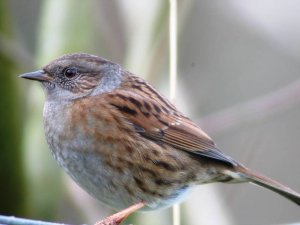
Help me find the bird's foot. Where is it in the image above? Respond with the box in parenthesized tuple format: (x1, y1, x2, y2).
(94, 202, 145, 225)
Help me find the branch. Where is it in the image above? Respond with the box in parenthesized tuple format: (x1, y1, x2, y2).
(198, 79, 300, 135)
(0, 215, 75, 225)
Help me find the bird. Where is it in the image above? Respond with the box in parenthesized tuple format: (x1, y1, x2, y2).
(20, 53, 300, 225)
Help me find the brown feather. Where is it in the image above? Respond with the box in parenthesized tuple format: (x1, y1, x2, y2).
(105, 74, 237, 166)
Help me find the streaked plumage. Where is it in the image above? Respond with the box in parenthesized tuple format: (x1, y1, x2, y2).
(20, 53, 300, 225)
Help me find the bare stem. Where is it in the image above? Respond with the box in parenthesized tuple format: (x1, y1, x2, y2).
(0, 215, 74, 225)
(169, 1, 180, 225)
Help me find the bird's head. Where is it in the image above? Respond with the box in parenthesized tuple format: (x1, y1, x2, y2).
(20, 53, 122, 101)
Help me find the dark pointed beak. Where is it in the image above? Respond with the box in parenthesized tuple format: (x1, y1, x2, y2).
(19, 70, 51, 82)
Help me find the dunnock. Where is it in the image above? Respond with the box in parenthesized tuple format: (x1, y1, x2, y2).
(20, 53, 300, 225)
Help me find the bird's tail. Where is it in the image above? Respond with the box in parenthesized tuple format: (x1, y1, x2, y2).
(225, 166, 300, 206)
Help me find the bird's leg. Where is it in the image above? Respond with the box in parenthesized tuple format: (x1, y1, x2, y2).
(94, 202, 145, 225)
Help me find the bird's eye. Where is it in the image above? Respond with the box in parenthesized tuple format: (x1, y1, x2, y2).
(63, 67, 78, 79)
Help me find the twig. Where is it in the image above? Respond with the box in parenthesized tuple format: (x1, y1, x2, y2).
(0, 215, 76, 225)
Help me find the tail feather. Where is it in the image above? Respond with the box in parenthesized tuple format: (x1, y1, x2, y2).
(232, 166, 300, 206)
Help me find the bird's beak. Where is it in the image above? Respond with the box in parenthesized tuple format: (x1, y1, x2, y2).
(19, 70, 51, 82)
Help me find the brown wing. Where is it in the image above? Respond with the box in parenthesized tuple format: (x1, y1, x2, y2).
(105, 77, 237, 167)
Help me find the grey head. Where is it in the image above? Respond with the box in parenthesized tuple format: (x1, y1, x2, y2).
(20, 53, 122, 101)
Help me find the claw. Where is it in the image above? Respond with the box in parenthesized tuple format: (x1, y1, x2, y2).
(94, 202, 145, 225)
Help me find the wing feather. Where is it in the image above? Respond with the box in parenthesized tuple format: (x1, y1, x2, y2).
(105, 82, 237, 167)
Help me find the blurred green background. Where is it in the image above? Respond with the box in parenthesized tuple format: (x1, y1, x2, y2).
(1, 0, 300, 224)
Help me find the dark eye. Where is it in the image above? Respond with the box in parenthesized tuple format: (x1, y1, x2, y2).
(63, 67, 78, 78)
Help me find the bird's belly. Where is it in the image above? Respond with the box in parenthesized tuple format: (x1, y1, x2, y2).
(52, 148, 133, 209)
(44, 102, 194, 210)
(50, 146, 191, 211)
